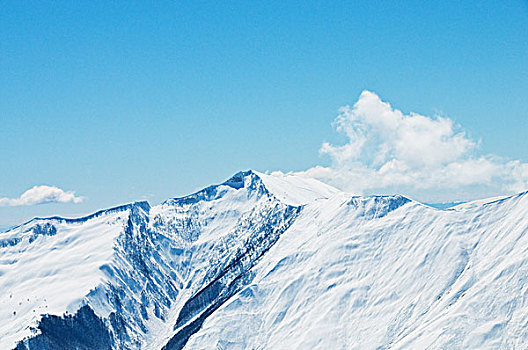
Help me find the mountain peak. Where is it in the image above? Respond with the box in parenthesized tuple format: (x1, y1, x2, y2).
(163, 170, 340, 207)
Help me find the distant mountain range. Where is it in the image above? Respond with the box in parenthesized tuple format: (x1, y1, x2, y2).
(2, 170, 527, 349)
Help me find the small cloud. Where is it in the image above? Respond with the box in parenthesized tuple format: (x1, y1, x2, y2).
(0, 185, 84, 207)
(297, 90, 528, 202)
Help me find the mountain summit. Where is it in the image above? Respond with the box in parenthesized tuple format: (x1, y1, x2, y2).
(2, 171, 528, 349)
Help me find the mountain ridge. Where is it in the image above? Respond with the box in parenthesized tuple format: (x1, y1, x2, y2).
(8, 170, 526, 233)
(2, 170, 528, 349)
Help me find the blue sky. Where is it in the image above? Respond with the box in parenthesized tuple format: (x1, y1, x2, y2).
(1, 1, 527, 228)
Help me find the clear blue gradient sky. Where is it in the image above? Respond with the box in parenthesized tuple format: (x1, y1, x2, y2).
(1, 1, 527, 227)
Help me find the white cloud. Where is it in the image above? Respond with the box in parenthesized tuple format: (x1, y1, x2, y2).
(297, 91, 528, 202)
(0, 185, 84, 207)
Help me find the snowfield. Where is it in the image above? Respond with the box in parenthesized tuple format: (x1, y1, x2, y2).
(1, 170, 527, 349)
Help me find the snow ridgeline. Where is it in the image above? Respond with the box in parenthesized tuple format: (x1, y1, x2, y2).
(1, 170, 528, 349)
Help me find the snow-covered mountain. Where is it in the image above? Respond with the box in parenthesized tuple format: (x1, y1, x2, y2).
(1, 170, 528, 349)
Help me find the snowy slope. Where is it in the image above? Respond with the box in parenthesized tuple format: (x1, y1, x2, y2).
(184, 191, 528, 349)
(1, 170, 528, 349)
(252, 170, 339, 206)
(0, 204, 137, 349)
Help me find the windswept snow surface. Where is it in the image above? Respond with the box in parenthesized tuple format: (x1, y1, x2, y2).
(1, 171, 528, 349)
(252, 170, 339, 206)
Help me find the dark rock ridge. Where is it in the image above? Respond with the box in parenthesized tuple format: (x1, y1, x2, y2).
(15, 306, 113, 350)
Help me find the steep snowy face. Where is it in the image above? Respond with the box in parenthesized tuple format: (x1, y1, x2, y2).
(184, 191, 528, 349)
(2, 170, 528, 350)
(146, 171, 302, 349)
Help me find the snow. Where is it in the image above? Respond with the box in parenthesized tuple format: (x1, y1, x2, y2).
(449, 194, 512, 211)
(0, 209, 129, 349)
(1, 170, 528, 349)
(253, 170, 340, 206)
(183, 190, 528, 349)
